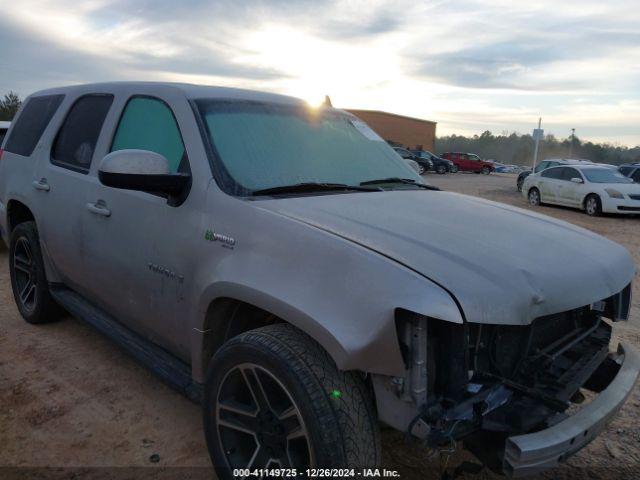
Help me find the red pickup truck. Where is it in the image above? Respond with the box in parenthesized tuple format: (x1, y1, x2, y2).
(441, 152, 494, 174)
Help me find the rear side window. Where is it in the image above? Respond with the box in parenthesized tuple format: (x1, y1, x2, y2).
(562, 167, 581, 181)
(541, 167, 563, 179)
(534, 161, 548, 173)
(619, 166, 632, 176)
(4, 95, 64, 156)
(51, 95, 114, 173)
(631, 169, 640, 182)
(111, 97, 185, 173)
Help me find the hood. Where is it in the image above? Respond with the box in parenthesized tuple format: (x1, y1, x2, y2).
(603, 183, 640, 195)
(256, 190, 635, 325)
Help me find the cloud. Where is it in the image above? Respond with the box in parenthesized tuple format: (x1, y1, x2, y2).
(0, 0, 638, 145)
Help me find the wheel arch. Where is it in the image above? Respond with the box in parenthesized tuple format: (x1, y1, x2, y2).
(6, 199, 35, 235)
(583, 192, 601, 208)
(192, 286, 350, 384)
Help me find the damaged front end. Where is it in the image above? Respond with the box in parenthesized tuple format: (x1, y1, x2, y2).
(372, 283, 639, 477)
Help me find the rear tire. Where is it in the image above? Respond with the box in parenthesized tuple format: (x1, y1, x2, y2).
(203, 324, 380, 478)
(450, 165, 458, 173)
(585, 194, 602, 216)
(528, 187, 541, 207)
(9, 221, 65, 324)
(418, 164, 426, 175)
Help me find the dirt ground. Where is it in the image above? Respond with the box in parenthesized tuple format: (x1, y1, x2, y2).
(1, 173, 639, 479)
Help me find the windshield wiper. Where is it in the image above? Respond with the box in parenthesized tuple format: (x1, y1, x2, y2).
(360, 178, 440, 190)
(251, 182, 381, 196)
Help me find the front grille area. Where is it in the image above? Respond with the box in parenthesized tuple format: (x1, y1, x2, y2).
(467, 308, 612, 432)
(628, 194, 640, 200)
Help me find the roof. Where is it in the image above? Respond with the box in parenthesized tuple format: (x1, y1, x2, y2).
(347, 109, 436, 125)
(542, 158, 593, 163)
(26, 82, 306, 106)
(546, 164, 611, 171)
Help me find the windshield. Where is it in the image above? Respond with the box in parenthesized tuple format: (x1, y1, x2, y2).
(196, 100, 423, 195)
(582, 168, 633, 184)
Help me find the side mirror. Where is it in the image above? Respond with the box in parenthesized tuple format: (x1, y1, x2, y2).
(570, 177, 584, 184)
(98, 149, 190, 200)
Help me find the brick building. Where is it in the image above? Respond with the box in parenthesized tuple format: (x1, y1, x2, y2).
(347, 109, 437, 152)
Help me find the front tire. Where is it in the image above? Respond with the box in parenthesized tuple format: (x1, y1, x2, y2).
(203, 324, 380, 478)
(418, 164, 426, 175)
(481, 166, 490, 175)
(436, 164, 447, 174)
(9, 221, 65, 324)
(450, 165, 458, 173)
(585, 194, 602, 216)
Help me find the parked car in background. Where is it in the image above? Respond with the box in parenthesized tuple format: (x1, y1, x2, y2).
(410, 149, 457, 174)
(440, 152, 494, 174)
(523, 164, 640, 216)
(620, 164, 640, 183)
(392, 146, 431, 174)
(403, 158, 421, 174)
(516, 158, 594, 191)
(501, 164, 521, 173)
(0, 121, 10, 145)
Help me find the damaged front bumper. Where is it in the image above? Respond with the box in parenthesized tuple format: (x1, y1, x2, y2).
(503, 343, 640, 477)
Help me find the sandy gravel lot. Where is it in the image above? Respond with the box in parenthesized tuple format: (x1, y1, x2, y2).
(1, 173, 639, 479)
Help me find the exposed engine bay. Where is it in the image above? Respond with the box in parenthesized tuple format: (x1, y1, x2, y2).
(372, 284, 634, 475)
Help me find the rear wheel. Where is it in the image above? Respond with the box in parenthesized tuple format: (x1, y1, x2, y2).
(517, 177, 524, 192)
(203, 324, 380, 479)
(585, 194, 602, 216)
(9, 221, 64, 324)
(528, 187, 541, 206)
(450, 165, 458, 173)
(417, 164, 426, 175)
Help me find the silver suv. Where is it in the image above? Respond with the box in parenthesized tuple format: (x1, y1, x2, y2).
(0, 83, 637, 478)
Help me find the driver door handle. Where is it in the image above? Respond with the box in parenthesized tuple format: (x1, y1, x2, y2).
(86, 201, 111, 217)
(32, 179, 50, 192)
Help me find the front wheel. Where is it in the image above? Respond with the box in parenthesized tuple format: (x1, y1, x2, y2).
(585, 194, 602, 216)
(481, 166, 490, 175)
(203, 324, 380, 478)
(418, 164, 426, 175)
(450, 165, 458, 173)
(436, 165, 447, 174)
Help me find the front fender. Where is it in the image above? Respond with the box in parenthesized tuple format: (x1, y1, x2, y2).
(191, 197, 463, 381)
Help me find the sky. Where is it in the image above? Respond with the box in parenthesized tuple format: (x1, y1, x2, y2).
(0, 0, 639, 146)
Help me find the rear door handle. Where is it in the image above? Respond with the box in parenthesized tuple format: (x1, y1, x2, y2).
(86, 201, 111, 217)
(32, 179, 50, 192)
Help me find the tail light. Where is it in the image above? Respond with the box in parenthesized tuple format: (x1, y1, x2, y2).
(0, 149, 4, 161)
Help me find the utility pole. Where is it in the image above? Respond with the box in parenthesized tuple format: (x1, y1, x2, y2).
(568, 128, 575, 158)
(532, 118, 543, 171)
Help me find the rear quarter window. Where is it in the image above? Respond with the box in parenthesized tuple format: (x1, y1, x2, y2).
(4, 95, 64, 156)
(51, 94, 114, 173)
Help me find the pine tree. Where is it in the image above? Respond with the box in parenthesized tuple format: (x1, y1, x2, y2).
(0, 92, 22, 121)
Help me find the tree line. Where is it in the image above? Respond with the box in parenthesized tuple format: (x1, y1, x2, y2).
(435, 130, 640, 166)
(1, 90, 638, 165)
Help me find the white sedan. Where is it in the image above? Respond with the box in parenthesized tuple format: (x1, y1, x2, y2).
(522, 164, 640, 216)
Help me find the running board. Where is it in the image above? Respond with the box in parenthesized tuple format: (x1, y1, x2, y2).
(50, 286, 203, 404)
